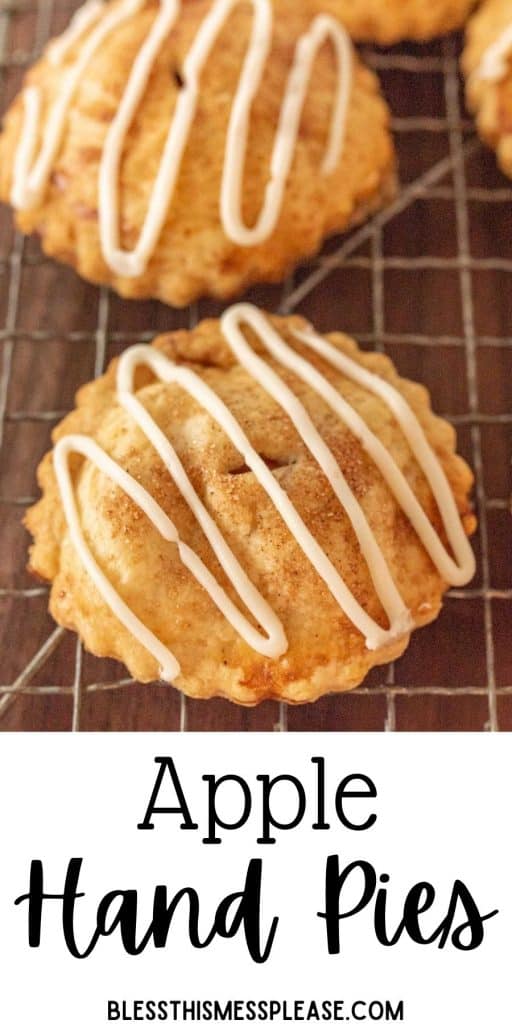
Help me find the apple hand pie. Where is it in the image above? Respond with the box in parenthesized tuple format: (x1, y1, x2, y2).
(0, 0, 395, 306)
(26, 306, 476, 704)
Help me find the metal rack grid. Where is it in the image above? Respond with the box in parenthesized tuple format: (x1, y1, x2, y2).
(0, 0, 510, 731)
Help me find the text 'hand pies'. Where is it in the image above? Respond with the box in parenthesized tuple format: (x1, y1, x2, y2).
(463, 0, 512, 179)
(0, 0, 396, 307)
(307, 0, 477, 45)
(26, 306, 477, 704)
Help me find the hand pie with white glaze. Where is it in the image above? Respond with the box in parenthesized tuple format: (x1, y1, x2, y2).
(0, 0, 395, 307)
(463, 0, 512, 179)
(26, 306, 477, 704)
(307, 0, 477, 44)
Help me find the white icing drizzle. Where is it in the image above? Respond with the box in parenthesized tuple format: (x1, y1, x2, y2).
(473, 22, 512, 82)
(11, 0, 352, 274)
(53, 304, 475, 682)
(290, 323, 476, 588)
(54, 430, 287, 683)
(11, 0, 144, 210)
(47, 0, 104, 67)
(220, 8, 352, 247)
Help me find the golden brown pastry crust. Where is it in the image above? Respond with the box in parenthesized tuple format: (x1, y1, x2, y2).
(0, 0, 395, 307)
(463, 0, 512, 179)
(308, 0, 477, 44)
(26, 313, 476, 704)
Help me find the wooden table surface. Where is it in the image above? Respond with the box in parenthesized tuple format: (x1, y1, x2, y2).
(0, 3, 511, 731)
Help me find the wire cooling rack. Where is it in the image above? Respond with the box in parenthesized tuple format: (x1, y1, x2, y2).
(0, 0, 511, 731)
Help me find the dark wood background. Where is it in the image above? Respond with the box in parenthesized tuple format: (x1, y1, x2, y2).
(0, 1, 510, 731)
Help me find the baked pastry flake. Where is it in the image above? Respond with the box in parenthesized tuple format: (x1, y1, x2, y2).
(463, 0, 512, 179)
(26, 305, 477, 704)
(0, 0, 396, 306)
(307, 0, 477, 44)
